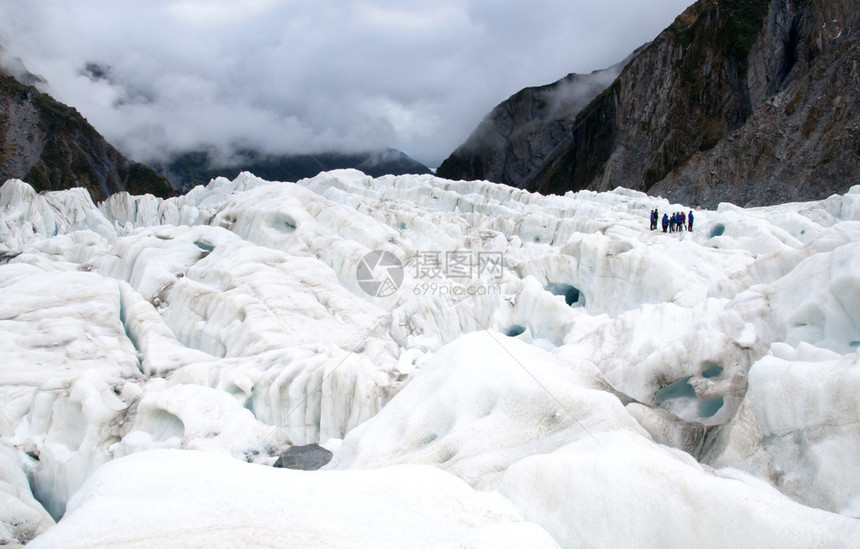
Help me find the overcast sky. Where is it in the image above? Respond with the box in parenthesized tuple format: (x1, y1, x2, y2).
(0, 0, 692, 168)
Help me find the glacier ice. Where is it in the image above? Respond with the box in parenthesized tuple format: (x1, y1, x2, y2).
(27, 449, 560, 549)
(1, 173, 860, 546)
(0, 440, 53, 545)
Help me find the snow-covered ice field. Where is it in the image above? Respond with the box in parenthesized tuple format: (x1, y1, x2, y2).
(1, 170, 859, 547)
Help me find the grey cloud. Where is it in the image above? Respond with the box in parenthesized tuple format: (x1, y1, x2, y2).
(0, 0, 692, 168)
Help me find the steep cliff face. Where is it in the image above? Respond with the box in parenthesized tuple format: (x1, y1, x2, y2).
(445, 0, 859, 208)
(436, 59, 628, 187)
(652, 0, 860, 206)
(531, 0, 860, 207)
(0, 68, 172, 201)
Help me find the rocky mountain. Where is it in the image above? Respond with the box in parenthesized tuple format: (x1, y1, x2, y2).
(0, 62, 172, 202)
(156, 147, 432, 193)
(1, 46, 430, 199)
(439, 0, 860, 208)
(436, 55, 633, 188)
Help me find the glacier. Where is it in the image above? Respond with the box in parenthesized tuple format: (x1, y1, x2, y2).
(0, 170, 859, 546)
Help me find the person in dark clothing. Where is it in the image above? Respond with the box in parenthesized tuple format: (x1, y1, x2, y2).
(688, 210, 694, 231)
(662, 213, 669, 232)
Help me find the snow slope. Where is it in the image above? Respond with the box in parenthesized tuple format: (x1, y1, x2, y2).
(1, 170, 859, 546)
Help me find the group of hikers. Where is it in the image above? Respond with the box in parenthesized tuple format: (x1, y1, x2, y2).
(649, 209, 694, 232)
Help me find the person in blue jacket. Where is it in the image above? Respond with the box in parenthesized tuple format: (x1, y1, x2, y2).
(662, 213, 669, 232)
(688, 210, 694, 231)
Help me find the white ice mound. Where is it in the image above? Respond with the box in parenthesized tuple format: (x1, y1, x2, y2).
(499, 430, 860, 548)
(0, 441, 54, 545)
(708, 343, 860, 514)
(27, 449, 559, 549)
(0, 179, 116, 249)
(753, 241, 860, 354)
(328, 331, 643, 487)
(0, 268, 140, 386)
(3, 172, 860, 546)
(329, 331, 860, 546)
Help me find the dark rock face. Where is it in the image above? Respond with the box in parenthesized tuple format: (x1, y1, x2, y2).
(531, 0, 773, 200)
(442, 0, 860, 208)
(0, 67, 172, 202)
(436, 56, 632, 188)
(650, 0, 860, 207)
(273, 443, 333, 471)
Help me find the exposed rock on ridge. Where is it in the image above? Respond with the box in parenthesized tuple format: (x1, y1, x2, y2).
(436, 55, 633, 188)
(531, 0, 860, 207)
(652, 0, 860, 206)
(0, 66, 172, 202)
(441, 0, 860, 208)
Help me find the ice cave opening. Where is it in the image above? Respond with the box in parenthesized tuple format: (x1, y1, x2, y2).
(545, 282, 584, 307)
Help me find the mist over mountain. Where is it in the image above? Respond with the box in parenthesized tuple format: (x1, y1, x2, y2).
(436, 50, 638, 187)
(0, 50, 431, 198)
(0, 44, 46, 88)
(154, 147, 432, 193)
(439, 0, 860, 208)
(3, 0, 856, 208)
(0, 58, 172, 201)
